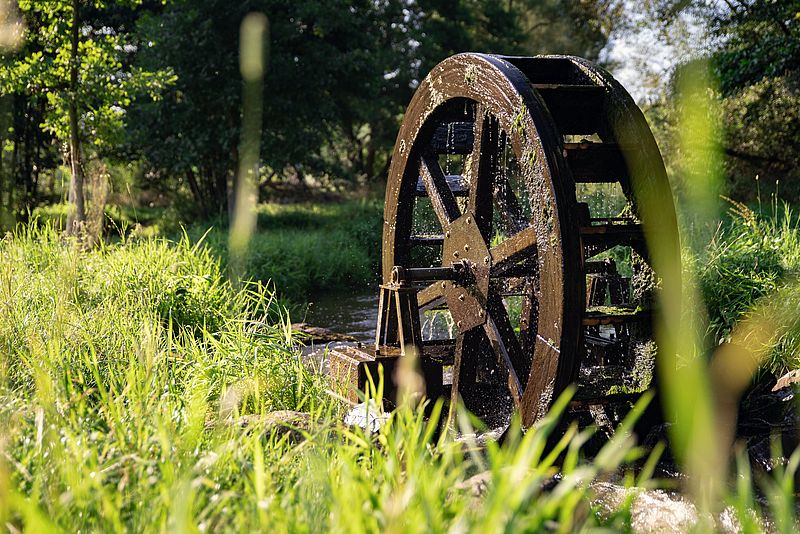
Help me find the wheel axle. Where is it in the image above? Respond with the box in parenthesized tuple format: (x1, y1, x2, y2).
(390, 263, 468, 284)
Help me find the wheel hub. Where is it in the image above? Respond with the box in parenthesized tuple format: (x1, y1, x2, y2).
(441, 210, 491, 332)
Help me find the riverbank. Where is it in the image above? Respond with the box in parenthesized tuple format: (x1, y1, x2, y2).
(183, 199, 384, 304)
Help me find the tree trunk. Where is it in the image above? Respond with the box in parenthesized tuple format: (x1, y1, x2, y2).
(0, 107, 4, 218)
(365, 142, 376, 181)
(185, 168, 207, 214)
(10, 96, 20, 217)
(65, 0, 85, 235)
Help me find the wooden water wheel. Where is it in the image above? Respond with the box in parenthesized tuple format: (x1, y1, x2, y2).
(369, 53, 679, 428)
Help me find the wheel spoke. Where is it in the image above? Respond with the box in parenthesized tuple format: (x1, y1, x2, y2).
(517, 281, 537, 358)
(450, 329, 482, 413)
(467, 106, 498, 240)
(487, 291, 530, 381)
(520, 335, 562, 423)
(483, 313, 523, 407)
(493, 168, 527, 235)
(493, 258, 538, 279)
(490, 226, 537, 275)
(417, 281, 446, 310)
(420, 155, 461, 227)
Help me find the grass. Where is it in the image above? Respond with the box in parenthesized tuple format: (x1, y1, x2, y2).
(0, 223, 654, 531)
(1, 218, 799, 531)
(691, 197, 800, 375)
(185, 199, 384, 301)
(31, 198, 385, 305)
(0, 225, 321, 530)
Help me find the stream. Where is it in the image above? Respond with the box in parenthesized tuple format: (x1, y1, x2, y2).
(303, 288, 378, 342)
(303, 287, 455, 343)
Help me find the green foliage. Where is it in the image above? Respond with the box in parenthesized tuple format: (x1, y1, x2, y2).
(2, 0, 628, 218)
(0, 224, 232, 373)
(721, 74, 800, 201)
(31, 200, 166, 237)
(645, 0, 800, 91)
(708, 0, 800, 94)
(25, 197, 382, 303)
(128, 0, 435, 214)
(0, 225, 325, 530)
(0, 1, 174, 152)
(514, 0, 624, 60)
(643, 0, 800, 202)
(186, 199, 384, 300)
(0, 224, 646, 531)
(693, 198, 800, 374)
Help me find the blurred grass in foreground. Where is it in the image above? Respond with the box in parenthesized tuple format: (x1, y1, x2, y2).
(645, 58, 800, 524)
(0, 210, 799, 530)
(0, 224, 652, 531)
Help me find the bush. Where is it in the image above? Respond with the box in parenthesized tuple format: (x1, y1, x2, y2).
(694, 199, 800, 374)
(721, 74, 800, 202)
(0, 223, 316, 401)
(185, 199, 384, 301)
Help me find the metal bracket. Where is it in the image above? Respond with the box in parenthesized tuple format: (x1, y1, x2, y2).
(375, 266, 424, 356)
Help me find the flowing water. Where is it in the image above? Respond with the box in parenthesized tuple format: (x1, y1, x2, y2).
(304, 288, 379, 342)
(304, 286, 456, 343)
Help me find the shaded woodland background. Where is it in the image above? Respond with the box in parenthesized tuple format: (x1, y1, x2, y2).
(0, 0, 798, 225)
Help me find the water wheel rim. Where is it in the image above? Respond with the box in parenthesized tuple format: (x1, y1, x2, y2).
(382, 53, 583, 426)
(498, 55, 680, 401)
(562, 55, 681, 319)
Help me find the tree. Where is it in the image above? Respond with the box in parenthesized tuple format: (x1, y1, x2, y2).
(0, 0, 174, 233)
(645, 0, 800, 200)
(127, 0, 624, 215)
(515, 0, 624, 60)
(644, 0, 800, 91)
(128, 0, 441, 214)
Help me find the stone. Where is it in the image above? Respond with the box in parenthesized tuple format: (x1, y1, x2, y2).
(591, 482, 748, 534)
(236, 410, 313, 441)
(292, 323, 358, 344)
(772, 369, 800, 391)
(344, 399, 389, 433)
(454, 471, 492, 498)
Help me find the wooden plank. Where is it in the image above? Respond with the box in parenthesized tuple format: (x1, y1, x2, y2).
(533, 84, 605, 135)
(563, 142, 628, 183)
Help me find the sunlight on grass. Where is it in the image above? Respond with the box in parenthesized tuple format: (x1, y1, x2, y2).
(0, 225, 656, 531)
(1, 213, 799, 530)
